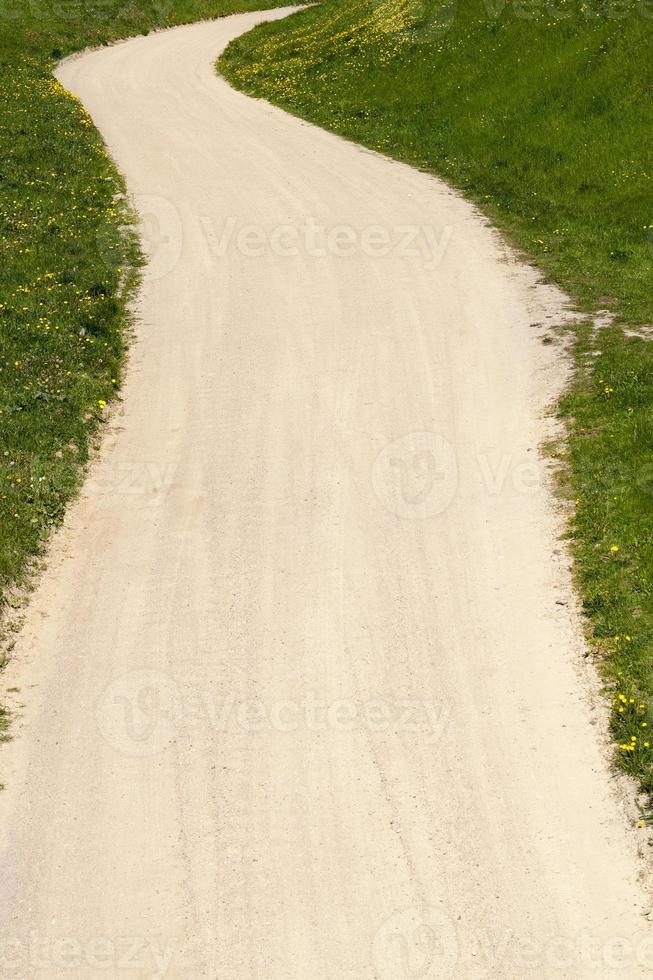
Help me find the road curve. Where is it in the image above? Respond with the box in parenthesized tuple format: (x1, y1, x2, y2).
(0, 8, 650, 978)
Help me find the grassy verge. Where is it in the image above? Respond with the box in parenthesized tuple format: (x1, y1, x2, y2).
(0, 0, 302, 732)
(0, 1, 302, 607)
(0, 706, 9, 741)
(219, 1, 653, 800)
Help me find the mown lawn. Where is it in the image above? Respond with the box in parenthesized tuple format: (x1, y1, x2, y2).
(219, 0, 653, 799)
(0, 0, 299, 608)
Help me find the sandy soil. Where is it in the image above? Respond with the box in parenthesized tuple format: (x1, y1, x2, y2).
(0, 8, 651, 978)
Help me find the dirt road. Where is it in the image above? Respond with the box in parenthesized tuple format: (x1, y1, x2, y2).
(0, 9, 650, 978)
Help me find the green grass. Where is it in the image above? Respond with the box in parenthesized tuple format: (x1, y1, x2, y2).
(3, 0, 653, 800)
(0, 1, 305, 750)
(221, 0, 652, 322)
(0, 0, 301, 611)
(219, 1, 653, 798)
(560, 325, 653, 795)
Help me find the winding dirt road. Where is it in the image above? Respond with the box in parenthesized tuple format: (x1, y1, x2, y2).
(0, 8, 651, 978)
